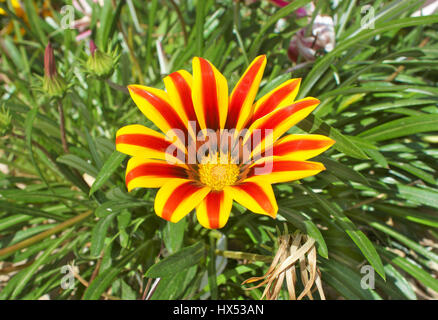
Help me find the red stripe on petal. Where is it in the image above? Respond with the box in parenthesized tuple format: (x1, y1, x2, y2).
(169, 72, 197, 122)
(162, 182, 202, 221)
(116, 134, 171, 152)
(251, 99, 318, 151)
(199, 58, 220, 130)
(126, 163, 188, 185)
(273, 139, 332, 156)
(248, 160, 323, 177)
(226, 57, 265, 129)
(236, 182, 274, 214)
(129, 86, 186, 132)
(252, 80, 300, 121)
(205, 191, 224, 229)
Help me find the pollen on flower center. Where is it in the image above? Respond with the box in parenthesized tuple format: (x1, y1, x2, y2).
(198, 160, 240, 191)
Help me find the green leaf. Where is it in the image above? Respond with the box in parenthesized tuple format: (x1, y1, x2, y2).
(89, 151, 126, 196)
(57, 154, 99, 177)
(94, 200, 150, 218)
(82, 240, 151, 300)
(374, 204, 438, 228)
(359, 115, 438, 141)
(145, 241, 205, 278)
(9, 229, 74, 299)
(297, 114, 369, 160)
(378, 246, 438, 293)
(90, 211, 118, 257)
(349, 211, 438, 265)
(163, 218, 187, 254)
(320, 156, 369, 185)
(396, 184, 438, 209)
(303, 187, 386, 280)
(299, 15, 438, 98)
(150, 265, 197, 300)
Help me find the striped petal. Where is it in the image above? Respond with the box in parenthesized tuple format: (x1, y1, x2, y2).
(196, 190, 233, 229)
(244, 97, 320, 158)
(252, 78, 301, 121)
(154, 179, 211, 223)
(245, 159, 325, 184)
(125, 158, 189, 191)
(163, 70, 197, 135)
(192, 57, 228, 131)
(127, 85, 188, 137)
(225, 181, 278, 218)
(267, 134, 335, 161)
(116, 124, 186, 163)
(225, 55, 267, 130)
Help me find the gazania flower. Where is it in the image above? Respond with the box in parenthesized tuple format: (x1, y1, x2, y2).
(116, 56, 334, 229)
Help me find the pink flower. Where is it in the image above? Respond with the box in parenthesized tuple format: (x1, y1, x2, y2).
(270, 0, 291, 6)
(72, 0, 103, 41)
(270, 0, 315, 17)
(288, 15, 335, 63)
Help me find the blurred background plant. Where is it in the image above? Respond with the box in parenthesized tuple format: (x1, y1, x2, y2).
(0, 0, 438, 300)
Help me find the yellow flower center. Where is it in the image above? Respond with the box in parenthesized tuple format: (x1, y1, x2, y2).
(198, 159, 240, 191)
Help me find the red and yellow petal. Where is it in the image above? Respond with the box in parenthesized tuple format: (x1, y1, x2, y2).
(226, 55, 267, 130)
(225, 181, 278, 218)
(116, 124, 186, 163)
(163, 70, 197, 129)
(154, 179, 211, 223)
(244, 97, 320, 157)
(127, 85, 188, 137)
(251, 78, 301, 121)
(196, 190, 233, 229)
(245, 159, 325, 184)
(267, 134, 335, 161)
(192, 57, 228, 131)
(125, 158, 189, 191)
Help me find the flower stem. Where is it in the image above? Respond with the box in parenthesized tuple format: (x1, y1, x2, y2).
(0, 210, 93, 258)
(57, 100, 69, 153)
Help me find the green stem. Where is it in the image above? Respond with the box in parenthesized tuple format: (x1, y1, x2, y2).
(0, 210, 93, 258)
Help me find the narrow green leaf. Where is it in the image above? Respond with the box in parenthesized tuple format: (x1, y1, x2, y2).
(89, 151, 126, 196)
(57, 154, 99, 177)
(303, 187, 386, 280)
(83, 240, 151, 300)
(396, 184, 438, 209)
(359, 115, 438, 141)
(90, 211, 118, 257)
(297, 114, 369, 160)
(163, 218, 187, 254)
(145, 241, 205, 278)
(378, 246, 438, 293)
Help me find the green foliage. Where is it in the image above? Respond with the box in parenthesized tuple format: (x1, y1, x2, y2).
(0, 0, 437, 300)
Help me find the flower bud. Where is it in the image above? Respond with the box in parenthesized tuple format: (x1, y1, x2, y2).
(43, 42, 67, 98)
(86, 40, 118, 79)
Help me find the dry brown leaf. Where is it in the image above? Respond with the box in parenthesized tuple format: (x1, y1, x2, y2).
(242, 232, 325, 300)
